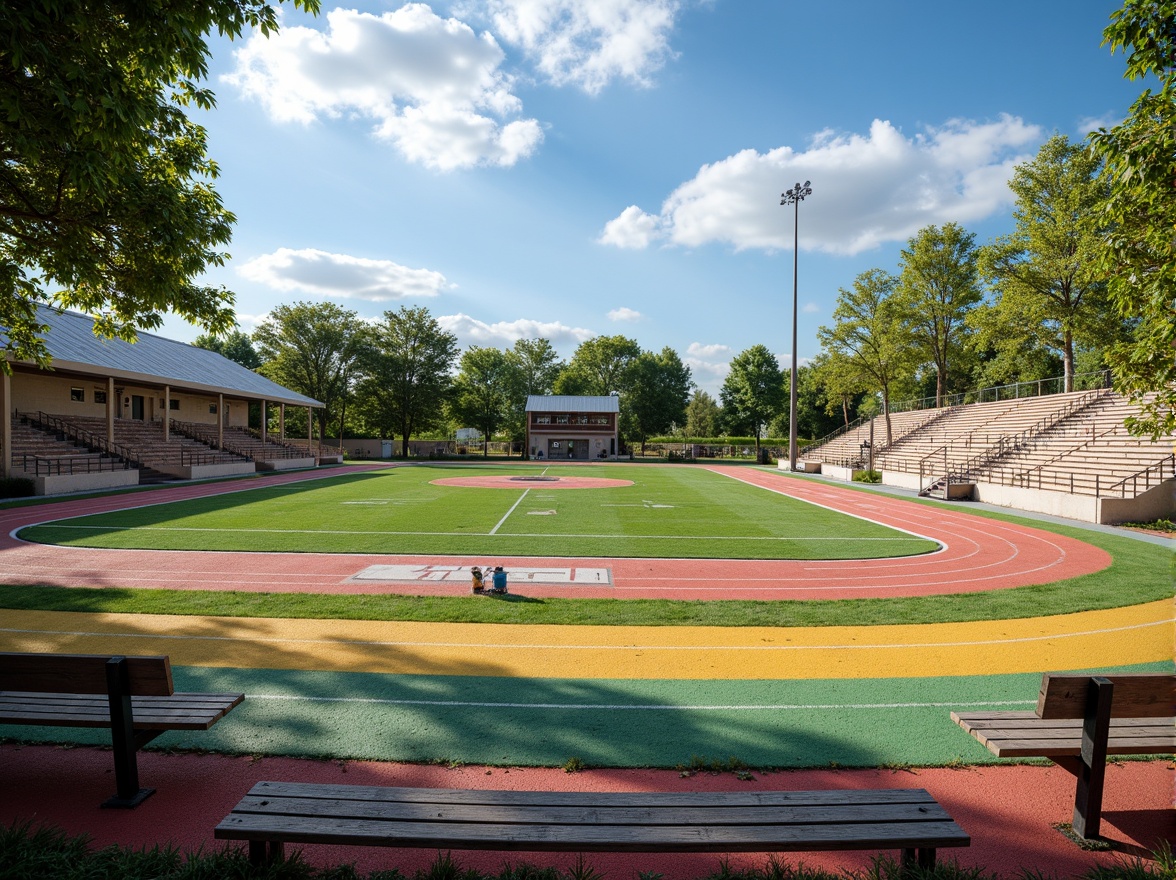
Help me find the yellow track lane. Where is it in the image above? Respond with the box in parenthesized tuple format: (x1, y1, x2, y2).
(1, 600, 1171, 679)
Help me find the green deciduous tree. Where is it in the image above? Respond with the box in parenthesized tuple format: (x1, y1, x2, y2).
(626, 347, 693, 453)
(503, 338, 563, 451)
(449, 346, 511, 457)
(0, 0, 318, 369)
(193, 330, 262, 369)
(357, 306, 458, 457)
(818, 270, 915, 445)
(719, 345, 785, 453)
(684, 389, 721, 438)
(896, 223, 982, 407)
(252, 301, 365, 440)
(978, 135, 1116, 392)
(1088, 0, 1176, 437)
(554, 335, 642, 397)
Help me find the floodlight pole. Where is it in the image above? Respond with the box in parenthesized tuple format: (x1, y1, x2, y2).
(781, 180, 812, 472)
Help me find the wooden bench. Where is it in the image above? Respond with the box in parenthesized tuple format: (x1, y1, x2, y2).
(952, 672, 1175, 839)
(216, 783, 969, 869)
(0, 652, 244, 808)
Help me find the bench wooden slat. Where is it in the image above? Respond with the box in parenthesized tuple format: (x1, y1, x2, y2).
(228, 794, 954, 827)
(245, 782, 942, 809)
(218, 814, 970, 853)
(951, 712, 1169, 730)
(966, 736, 1176, 758)
(0, 692, 245, 730)
(1037, 673, 1175, 719)
(0, 653, 174, 696)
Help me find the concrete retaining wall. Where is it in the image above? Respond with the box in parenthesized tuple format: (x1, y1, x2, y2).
(1097, 480, 1175, 525)
(19, 469, 141, 496)
(256, 457, 316, 471)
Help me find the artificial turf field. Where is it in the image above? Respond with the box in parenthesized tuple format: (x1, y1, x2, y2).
(15, 464, 939, 559)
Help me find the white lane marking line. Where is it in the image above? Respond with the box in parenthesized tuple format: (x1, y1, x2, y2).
(489, 489, 530, 536)
(2, 617, 1170, 651)
(248, 695, 1037, 711)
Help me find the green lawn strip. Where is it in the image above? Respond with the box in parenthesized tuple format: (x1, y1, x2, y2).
(5, 662, 1168, 768)
(14, 465, 936, 560)
(0, 510, 1168, 626)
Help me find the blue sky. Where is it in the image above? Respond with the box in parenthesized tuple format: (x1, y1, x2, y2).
(165, 0, 1142, 394)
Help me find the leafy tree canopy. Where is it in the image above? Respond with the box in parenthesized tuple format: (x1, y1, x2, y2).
(193, 329, 262, 370)
(0, 0, 318, 369)
(1088, 0, 1176, 437)
(719, 344, 784, 451)
(252, 301, 365, 439)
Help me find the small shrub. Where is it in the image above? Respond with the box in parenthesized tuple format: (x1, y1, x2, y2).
(853, 469, 882, 484)
(561, 756, 585, 773)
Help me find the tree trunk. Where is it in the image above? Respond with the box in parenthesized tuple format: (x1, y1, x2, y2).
(1063, 330, 1075, 392)
(882, 389, 893, 446)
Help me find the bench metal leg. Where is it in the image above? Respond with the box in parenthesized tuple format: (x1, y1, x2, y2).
(248, 839, 285, 867)
(901, 848, 936, 871)
(1072, 676, 1112, 840)
(101, 657, 155, 809)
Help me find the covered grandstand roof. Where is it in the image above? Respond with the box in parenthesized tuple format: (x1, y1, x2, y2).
(6, 305, 321, 407)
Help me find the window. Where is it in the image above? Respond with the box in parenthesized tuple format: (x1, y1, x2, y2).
(535, 415, 550, 425)
(577, 415, 588, 424)
(94, 391, 107, 404)
(169, 399, 180, 410)
(70, 387, 84, 402)
(556, 415, 568, 425)
(209, 404, 218, 414)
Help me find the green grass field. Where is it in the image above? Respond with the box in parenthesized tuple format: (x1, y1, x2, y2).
(17, 464, 938, 560)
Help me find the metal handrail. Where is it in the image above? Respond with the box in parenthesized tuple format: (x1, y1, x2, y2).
(171, 420, 304, 460)
(1104, 454, 1175, 498)
(19, 411, 137, 469)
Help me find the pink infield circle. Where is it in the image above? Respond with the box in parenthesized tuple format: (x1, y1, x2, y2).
(430, 475, 634, 489)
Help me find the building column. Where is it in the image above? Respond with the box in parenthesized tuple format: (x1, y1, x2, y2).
(107, 377, 115, 444)
(307, 406, 313, 450)
(0, 370, 10, 479)
(217, 393, 224, 449)
(279, 404, 285, 440)
(163, 386, 170, 441)
(261, 401, 267, 443)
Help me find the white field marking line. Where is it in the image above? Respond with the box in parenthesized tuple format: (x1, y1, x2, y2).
(248, 695, 1037, 711)
(489, 489, 530, 536)
(31, 525, 928, 542)
(710, 468, 945, 551)
(3, 617, 1170, 650)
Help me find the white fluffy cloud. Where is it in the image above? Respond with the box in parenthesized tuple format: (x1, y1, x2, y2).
(239, 248, 450, 300)
(223, 4, 542, 170)
(600, 115, 1043, 255)
(598, 205, 662, 248)
(438, 313, 595, 348)
(607, 306, 642, 322)
(477, 0, 681, 94)
(684, 342, 731, 385)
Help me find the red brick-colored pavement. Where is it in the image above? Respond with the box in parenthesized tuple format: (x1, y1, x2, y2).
(1, 743, 1171, 878)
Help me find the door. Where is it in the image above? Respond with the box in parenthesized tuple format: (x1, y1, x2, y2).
(131, 395, 145, 420)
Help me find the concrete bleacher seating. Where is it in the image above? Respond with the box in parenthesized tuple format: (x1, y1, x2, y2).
(800, 390, 1173, 504)
(57, 415, 247, 472)
(8, 420, 125, 475)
